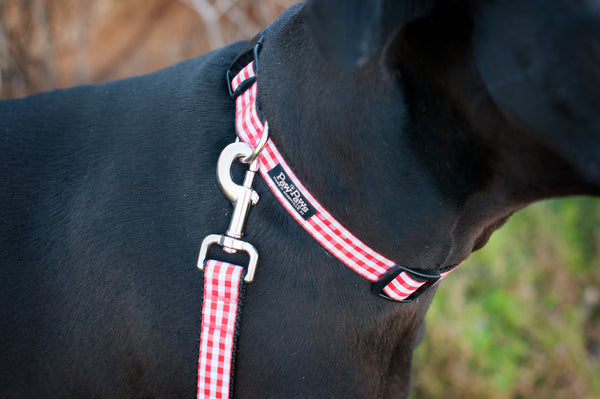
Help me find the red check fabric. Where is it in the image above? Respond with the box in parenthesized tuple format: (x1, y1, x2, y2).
(198, 259, 245, 399)
(231, 62, 456, 301)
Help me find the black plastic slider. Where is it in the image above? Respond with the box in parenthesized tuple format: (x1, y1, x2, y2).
(226, 34, 264, 99)
(371, 264, 441, 302)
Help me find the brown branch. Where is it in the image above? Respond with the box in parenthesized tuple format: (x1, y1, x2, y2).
(217, 0, 261, 38)
(183, 0, 226, 50)
(31, 0, 57, 91)
(93, 0, 173, 83)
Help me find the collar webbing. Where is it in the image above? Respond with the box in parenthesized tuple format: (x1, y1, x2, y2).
(230, 58, 459, 302)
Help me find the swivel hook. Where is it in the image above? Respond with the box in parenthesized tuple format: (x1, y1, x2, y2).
(197, 126, 269, 283)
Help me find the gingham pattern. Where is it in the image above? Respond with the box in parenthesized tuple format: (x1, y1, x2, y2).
(198, 259, 245, 399)
(231, 62, 455, 301)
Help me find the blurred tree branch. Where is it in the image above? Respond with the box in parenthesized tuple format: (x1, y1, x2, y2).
(181, 0, 261, 50)
(0, 0, 295, 99)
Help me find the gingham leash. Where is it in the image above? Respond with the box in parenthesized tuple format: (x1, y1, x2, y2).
(196, 259, 246, 399)
(195, 35, 461, 398)
(196, 100, 263, 398)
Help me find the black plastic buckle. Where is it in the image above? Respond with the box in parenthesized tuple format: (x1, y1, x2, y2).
(226, 35, 264, 99)
(371, 264, 441, 303)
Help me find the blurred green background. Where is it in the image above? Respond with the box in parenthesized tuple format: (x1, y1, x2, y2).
(2, 2, 599, 397)
(412, 198, 600, 399)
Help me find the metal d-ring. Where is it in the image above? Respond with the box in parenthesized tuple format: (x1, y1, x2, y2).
(242, 122, 269, 164)
(198, 234, 259, 283)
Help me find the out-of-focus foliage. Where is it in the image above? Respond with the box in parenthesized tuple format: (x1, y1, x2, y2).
(0, 0, 295, 99)
(412, 198, 600, 399)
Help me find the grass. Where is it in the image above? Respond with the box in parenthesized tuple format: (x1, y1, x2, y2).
(411, 197, 600, 398)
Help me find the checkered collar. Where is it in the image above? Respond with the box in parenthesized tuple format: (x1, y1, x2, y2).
(228, 37, 460, 302)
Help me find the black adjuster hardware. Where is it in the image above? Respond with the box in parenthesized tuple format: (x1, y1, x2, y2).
(228, 75, 256, 99)
(227, 35, 264, 99)
(371, 264, 442, 303)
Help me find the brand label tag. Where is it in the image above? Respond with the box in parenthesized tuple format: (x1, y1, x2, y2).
(267, 165, 317, 220)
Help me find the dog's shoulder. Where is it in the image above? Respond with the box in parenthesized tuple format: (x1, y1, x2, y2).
(0, 40, 246, 169)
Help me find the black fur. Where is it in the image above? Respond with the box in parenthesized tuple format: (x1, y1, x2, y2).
(1, 0, 599, 397)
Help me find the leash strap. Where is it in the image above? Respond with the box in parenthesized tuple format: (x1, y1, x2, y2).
(231, 61, 459, 302)
(197, 259, 246, 399)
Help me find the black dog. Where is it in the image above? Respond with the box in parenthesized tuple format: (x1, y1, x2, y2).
(1, 0, 599, 397)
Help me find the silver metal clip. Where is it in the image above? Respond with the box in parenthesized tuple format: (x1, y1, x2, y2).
(217, 141, 261, 240)
(197, 126, 269, 283)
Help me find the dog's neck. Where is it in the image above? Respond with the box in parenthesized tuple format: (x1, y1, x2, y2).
(256, 7, 598, 270)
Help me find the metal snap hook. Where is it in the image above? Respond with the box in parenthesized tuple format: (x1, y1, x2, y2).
(216, 141, 259, 206)
(198, 123, 269, 283)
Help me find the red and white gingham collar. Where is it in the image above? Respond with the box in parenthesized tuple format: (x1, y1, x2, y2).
(230, 52, 460, 302)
